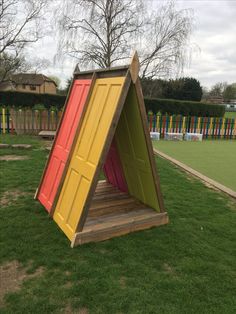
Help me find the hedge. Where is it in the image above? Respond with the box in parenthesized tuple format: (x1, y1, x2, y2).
(0, 91, 66, 109)
(0, 91, 225, 117)
(144, 98, 225, 117)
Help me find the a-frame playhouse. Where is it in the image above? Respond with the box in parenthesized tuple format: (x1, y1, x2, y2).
(36, 52, 168, 247)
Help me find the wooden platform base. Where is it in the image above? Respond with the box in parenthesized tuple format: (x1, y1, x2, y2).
(71, 181, 168, 247)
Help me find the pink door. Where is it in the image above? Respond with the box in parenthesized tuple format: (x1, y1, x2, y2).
(103, 140, 128, 192)
(37, 79, 92, 212)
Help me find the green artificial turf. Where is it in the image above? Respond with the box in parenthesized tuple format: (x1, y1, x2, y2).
(153, 140, 236, 192)
(225, 111, 236, 119)
(0, 134, 236, 313)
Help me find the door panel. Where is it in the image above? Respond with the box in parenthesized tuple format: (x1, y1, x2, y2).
(115, 85, 160, 211)
(103, 140, 128, 192)
(53, 77, 125, 240)
(37, 79, 92, 212)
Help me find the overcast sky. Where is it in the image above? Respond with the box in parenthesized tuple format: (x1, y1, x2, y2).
(27, 0, 236, 89)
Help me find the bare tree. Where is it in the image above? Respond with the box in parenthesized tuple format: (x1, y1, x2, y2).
(56, 0, 143, 68)
(56, 0, 193, 79)
(209, 82, 227, 97)
(0, 0, 47, 82)
(139, 1, 193, 79)
(0, 52, 30, 82)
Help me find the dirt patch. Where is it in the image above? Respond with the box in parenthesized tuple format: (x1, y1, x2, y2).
(0, 260, 44, 307)
(64, 281, 73, 289)
(119, 276, 127, 288)
(163, 263, 176, 276)
(63, 305, 89, 314)
(227, 200, 236, 211)
(0, 144, 10, 149)
(0, 190, 30, 207)
(0, 155, 29, 161)
(78, 308, 89, 314)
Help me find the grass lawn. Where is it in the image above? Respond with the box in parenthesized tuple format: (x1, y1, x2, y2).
(225, 111, 236, 119)
(0, 135, 236, 313)
(153, 140, 236, 192)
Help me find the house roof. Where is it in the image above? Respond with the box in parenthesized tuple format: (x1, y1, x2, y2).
(11, 73, 57, 86)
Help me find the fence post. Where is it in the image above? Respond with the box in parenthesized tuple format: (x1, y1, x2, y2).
(0, 109, 2, 134)
(159, 116, 163, 138)
(226, 118, 231, 139)
(162, 116, 166, 138)
(47, 109, 50, 130)
(170, 116, 173, 132)
(182, 116, 186, 134)
(176, 116, 179, 133)
(179, 115, 182, 133)
(2, 108, 6, 134)
(166, 115, 169, 134)
(156, 115, 160, 133)
(218, 118, 222, 139)
(6, 108, 10, 133)
(230, 119, 234, 139)
(234, 119, 236, 139)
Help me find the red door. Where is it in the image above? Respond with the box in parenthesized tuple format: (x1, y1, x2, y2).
(37, 79, 92, 212)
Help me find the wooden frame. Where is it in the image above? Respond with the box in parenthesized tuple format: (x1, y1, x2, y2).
(36, 51, 168, 246)
(71, 181, 168, 247)
(71, 53, 167, 246)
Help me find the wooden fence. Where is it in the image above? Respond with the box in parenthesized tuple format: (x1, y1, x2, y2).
(0, 108, 236, 139)
(148, 114, 236, 139)
(0, 108, 62, 135)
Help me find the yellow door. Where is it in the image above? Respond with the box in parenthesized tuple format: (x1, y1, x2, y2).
(53, 77, 125, 240)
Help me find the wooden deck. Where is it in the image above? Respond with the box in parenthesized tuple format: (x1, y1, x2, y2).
(72, 181, 168, 247)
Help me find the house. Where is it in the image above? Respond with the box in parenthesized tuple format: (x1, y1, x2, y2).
(0, 73, 57, 94)
(204, 96, 224, 104)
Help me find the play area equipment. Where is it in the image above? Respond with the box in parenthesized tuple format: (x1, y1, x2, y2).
(150, 132, 160, 140)
(185, 133, 203, 141)
(164, 132, 183, 141)
(35, 52, 168, 247)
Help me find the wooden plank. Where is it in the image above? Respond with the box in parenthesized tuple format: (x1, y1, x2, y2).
(94, 185, 115, 193)
(74, 65, 129, 76)
(85, 207, 156, 225)
(71, 212, 168, 247)
(88, 201, 145, 218)
(80, 210, 164, 235)
(129, 51, 140, 83)
(92, 192, 129, 202)
(89, 197, 138, 210)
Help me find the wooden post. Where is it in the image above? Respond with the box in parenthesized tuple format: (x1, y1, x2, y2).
(2, 108, 6, 134)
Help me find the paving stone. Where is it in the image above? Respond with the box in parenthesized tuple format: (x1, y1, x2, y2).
(0, 144, 10, 149)
(11, 144, 32, 149)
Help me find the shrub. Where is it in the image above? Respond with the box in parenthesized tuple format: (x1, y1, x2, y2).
(144, 98, 225, 117)
(0, 91, 66, 109)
